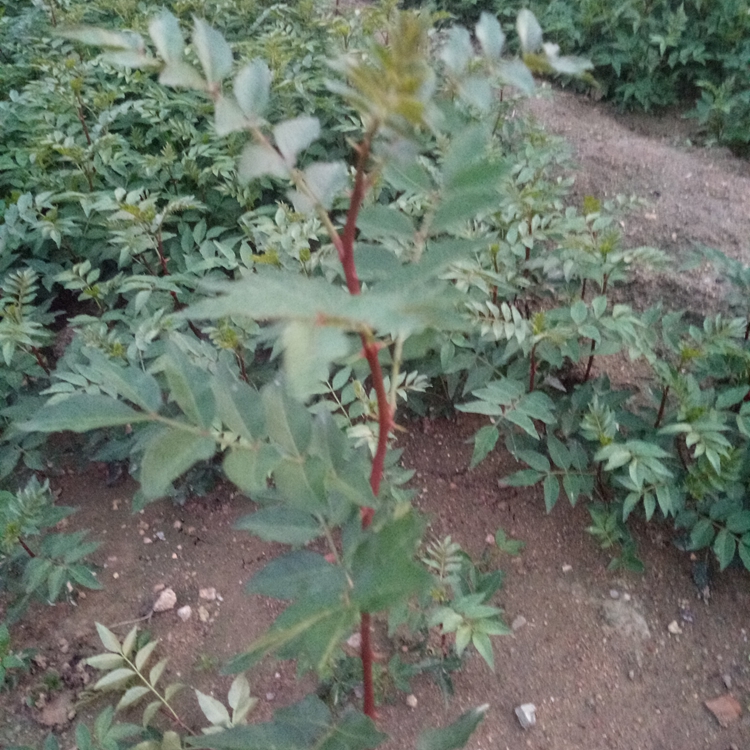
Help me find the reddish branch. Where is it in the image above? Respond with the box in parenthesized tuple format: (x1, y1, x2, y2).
(75, 93, 92, 146)
(528, 343, 538, 393)
(330, 124, 390, 720)
(654, 385, 670, 429)
(18, 538, 35, 558)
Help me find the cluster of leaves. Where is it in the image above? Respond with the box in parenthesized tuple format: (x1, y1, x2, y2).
(19, 622, 489, 750)
(424, 0, 750, 152)
(2, 3, 580, 748)
(0, 476, 101, 623)
(0, 0, 363, 483)
(83, 622, 255, 736)
(7, 0, 750, 747)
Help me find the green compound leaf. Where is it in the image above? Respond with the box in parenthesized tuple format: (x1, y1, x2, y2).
(192, 18, 233, 84)
(234, 59, 271, 120)
(20, 395, 150, 433)
(140, 428, 216, 500)
(148, 11, 184, 63)
(247, 551, 347, 600)
(416, 704, 489, 750)
(235, 506, 322, 546)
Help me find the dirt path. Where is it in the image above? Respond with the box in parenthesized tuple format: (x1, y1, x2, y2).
(525, 88, 750, 312)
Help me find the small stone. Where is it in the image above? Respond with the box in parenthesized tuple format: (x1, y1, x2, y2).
(199, 587, 217, 601)
(153, 588, 177, 612)
(153, 583, 166, 593)
(346, 632, 362, 651)
(172, 553, 178, 559)
(265, 692, 276, 702)
(173, 520, 183, 530)
(155, 531, 166, 542)
(405, 694, 418, 708)
(515, 703, 536, 729)
(177, 605, 192, 622)
(198, 605, 210, 623)
(58, 639, 69, 654)
(722, 673, 732, 690)
(628, 670, 635, 681)
(274, 672, 281, 680)
(485, 533, 495, 545)
(609, 589, 620, 599)
(562, 564, 573, 573)
(143, 537, 152, 544)
(622, 593, 631, 602)
(667, 620, 683, 635)
(511, 616, 528, 631)
(113, 572, 119, 579)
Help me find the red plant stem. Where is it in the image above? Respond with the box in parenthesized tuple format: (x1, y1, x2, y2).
(31, 347, 51, 376)
(528, 343, 537, 393)
(155, 228, 182, 310)
(584, 340, 596, 382)
(18, 538, 35, 558)
(339, 124, 377, 295)
(330, 125, 387, 720)
(745, 317, 750, 341)
(235, 350, 249, 383)
(654, 385, 670, 429)
(156, 229, 170, 277)
(75, 94, 92, 146)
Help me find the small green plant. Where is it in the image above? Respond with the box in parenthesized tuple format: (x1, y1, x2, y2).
(494, 527, 524, 556)
(586, 504, 644, 573)
(85, 622, 189, 731)
(0, 622, 35, 691)
(0, 476, 102, 622)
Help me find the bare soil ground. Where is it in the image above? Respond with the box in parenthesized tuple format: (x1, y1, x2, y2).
(2, 90, 750, 750)
(525, 88, 750, 314)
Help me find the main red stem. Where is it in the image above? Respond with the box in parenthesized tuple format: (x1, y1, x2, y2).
(334, 126, 389, 720)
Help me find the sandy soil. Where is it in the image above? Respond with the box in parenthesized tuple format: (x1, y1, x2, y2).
(2, 90, 750, 750)
(526, 88, 750, 314)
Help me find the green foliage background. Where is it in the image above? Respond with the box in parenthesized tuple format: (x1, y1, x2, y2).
(410, 0, 750, 152)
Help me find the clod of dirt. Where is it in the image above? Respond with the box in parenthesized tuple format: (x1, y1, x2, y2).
(199, 587, 217, 601)
(704, 694, 742, 727)
(153, 587, 177, 612)
(37, 692, 74, 727)
(198, 605, 209, 622)
(601, 599, 651, 640)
